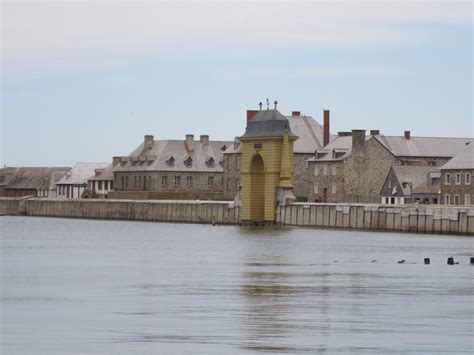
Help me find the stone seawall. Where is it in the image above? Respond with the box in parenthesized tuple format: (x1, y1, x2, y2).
(1, 198, 473, 235)
(277, 203, 474, 235)
(0, 198, 240, 225)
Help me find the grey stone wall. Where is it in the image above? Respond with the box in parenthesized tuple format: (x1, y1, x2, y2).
(440, 169, 473, 205)
(222, 153, 241, 200)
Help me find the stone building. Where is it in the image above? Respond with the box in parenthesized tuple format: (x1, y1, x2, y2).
(308, 130, 473, 203)
(2, 167, 69, 198)
(440, 143, 473, 205)
(222, 109, 330, 200)
(380, 166, 440, 205)
(56, 163, 108, 199)
(110, 134, 233, 200)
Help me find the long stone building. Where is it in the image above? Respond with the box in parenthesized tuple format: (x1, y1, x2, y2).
(110, 134, 233, 200)
(307, 130, 473, 203)
(440, 143, 473, 205)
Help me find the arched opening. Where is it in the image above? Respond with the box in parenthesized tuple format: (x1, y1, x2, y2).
(250, 154, 265, 220)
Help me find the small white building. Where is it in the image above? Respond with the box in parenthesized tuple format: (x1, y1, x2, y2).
(86, 164, 114, 198)
(56, 163, 108, 199)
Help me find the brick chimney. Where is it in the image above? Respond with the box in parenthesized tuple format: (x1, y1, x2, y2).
(323, 110, 330, 147)
(404, 131, 411, 140)
(185, 134, 194, 152)
(352, 129, 366, 151)
(247, 110, 258, 123)
(112, 156, 121, 166)
(144, 135, 154, 147)
(370, 130, 380, 136)
(200, 135, 209, 146)
(292, 111, 301, 116)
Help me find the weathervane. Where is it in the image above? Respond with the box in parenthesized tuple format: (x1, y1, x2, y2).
(259, 102, 263, 110)
(274, 100, 278, 109)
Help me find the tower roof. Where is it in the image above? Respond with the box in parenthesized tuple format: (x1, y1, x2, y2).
(240, 109, 297, 139)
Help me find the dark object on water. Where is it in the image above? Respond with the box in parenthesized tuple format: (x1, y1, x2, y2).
(424, 258, 430, 265)
(447, 257, 454, 265)
(398, 260, 405, 264)
(371, 260, 377, 263)
(470, 257, 474, 264)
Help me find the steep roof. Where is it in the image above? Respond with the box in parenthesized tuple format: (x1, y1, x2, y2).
(240, 109, 297, 139)
(440, 143, 474, 170)
(113, 138, 233, 173)
(5, 167, 69, 190)
(391, 165, 439, 196)
(88, 164, 114, 181)
(377, 136, 474, 158)
(57, 163, 108, 185)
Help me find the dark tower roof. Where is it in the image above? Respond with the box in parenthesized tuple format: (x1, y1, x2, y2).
(240, 109, 297, 139)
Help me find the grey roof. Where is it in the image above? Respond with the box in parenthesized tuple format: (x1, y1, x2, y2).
(412, 180, 440, 195)
(88, 164, 114, 181)
(113, 138, 233, 173)
(440, 143, 474, 170)
(5, 167, 70, 190)
(0, 167, 20, 187)
(377, 136, 474, 158)
(309, 133, 474, 162)
(57, 163, 108, 185)
(391, 166, 440, 196)
(240, 109, 297, 139)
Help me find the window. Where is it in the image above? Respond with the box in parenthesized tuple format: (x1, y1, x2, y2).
(314, 165, 319, 176)
(174, 176, 181, 187)
(454, 195, 460, 205)
(331, 165, 337, 176)
(444, 194, 451, 205)
(322, 165, 327, 176)
(208, 176, 214, 187)
(162, 176, 168, 186)
(166, 156, 175, 167)
(227, 178, 231, 191)
(428, 161, 436, 166)
(121, 176, 125, 190)
(186, 176, 193, 187)
(455, 173, 461, 185)
(465, 194, 471, 205)
(148, 176, 151, 189)
(444, 173, 451, 185)
(332, 184, 337, 194)
(110, 181, 113, 190)
(98, 181, 103, 190)
(207, 157, 215, 168)
(314, 184, 318, 194)
(236, 155, 241, 171)
(184, 156, 193, 168)
(465, 173, 471, 185)
(254, 143, 262, 149)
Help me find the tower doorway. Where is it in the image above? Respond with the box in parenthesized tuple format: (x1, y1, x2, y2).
(250, 154, 265, 220)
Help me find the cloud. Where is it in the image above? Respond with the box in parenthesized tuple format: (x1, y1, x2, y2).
(1, 1, 472, 76)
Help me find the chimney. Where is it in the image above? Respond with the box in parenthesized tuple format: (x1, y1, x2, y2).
(352, 129, 366, 151)
(247, 110, 258, 123)
(112, 156, 121, 166)
(185, 134, 194, 152)
(292, 111, 301, 116)
(404, 131, 411, 140)
(144, 135, 154, 147)
(200, 135, 209, 146)
(370, 130, 380, 136)
(323, 109, 330, 147)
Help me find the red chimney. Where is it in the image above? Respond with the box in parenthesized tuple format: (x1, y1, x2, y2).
(323, 110, 330, 147)
(404, 131, 411, 140)
(292, 111, 301, 116)
(247, 110, 258, 123)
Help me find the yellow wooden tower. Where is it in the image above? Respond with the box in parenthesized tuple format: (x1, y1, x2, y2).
(239, 103, 298, 224)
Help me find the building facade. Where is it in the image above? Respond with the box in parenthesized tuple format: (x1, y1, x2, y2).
(440, 143, 473, 205)
(3, 167, 69, 198)
(56, 163, 109, 199)
(110, 134, 233, 200)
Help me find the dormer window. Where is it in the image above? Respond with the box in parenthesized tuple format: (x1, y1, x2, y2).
(184, 156, 193, 168)
(221, 144, 227, 151)
(166, 156, 175, 167)
(206, 157, 215, 168)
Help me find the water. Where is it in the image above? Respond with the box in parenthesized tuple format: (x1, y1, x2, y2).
(1, 217, 473, 354)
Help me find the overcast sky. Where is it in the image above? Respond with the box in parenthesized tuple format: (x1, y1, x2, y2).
(1, 0, 472, 166)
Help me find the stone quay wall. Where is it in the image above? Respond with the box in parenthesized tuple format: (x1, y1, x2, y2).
(0, 198, 240, 225)
(1, 198, 473, 235)
(277, 203, 474, 235)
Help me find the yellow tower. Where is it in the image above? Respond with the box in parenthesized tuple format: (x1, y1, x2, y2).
(239, 107, 298, 224)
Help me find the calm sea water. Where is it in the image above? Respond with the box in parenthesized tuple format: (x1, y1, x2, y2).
(1, 217, 473, 354)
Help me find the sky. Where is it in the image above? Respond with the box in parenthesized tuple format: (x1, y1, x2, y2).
(1, 0, 472, 166)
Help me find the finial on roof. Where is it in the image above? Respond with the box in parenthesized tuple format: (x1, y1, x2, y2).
(266, 98, 270, 110)
(259, 102, 263, 111)
(274, 100, 278, 109)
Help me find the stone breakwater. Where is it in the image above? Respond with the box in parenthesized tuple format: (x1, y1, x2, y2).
(1, 198, 473, 235)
